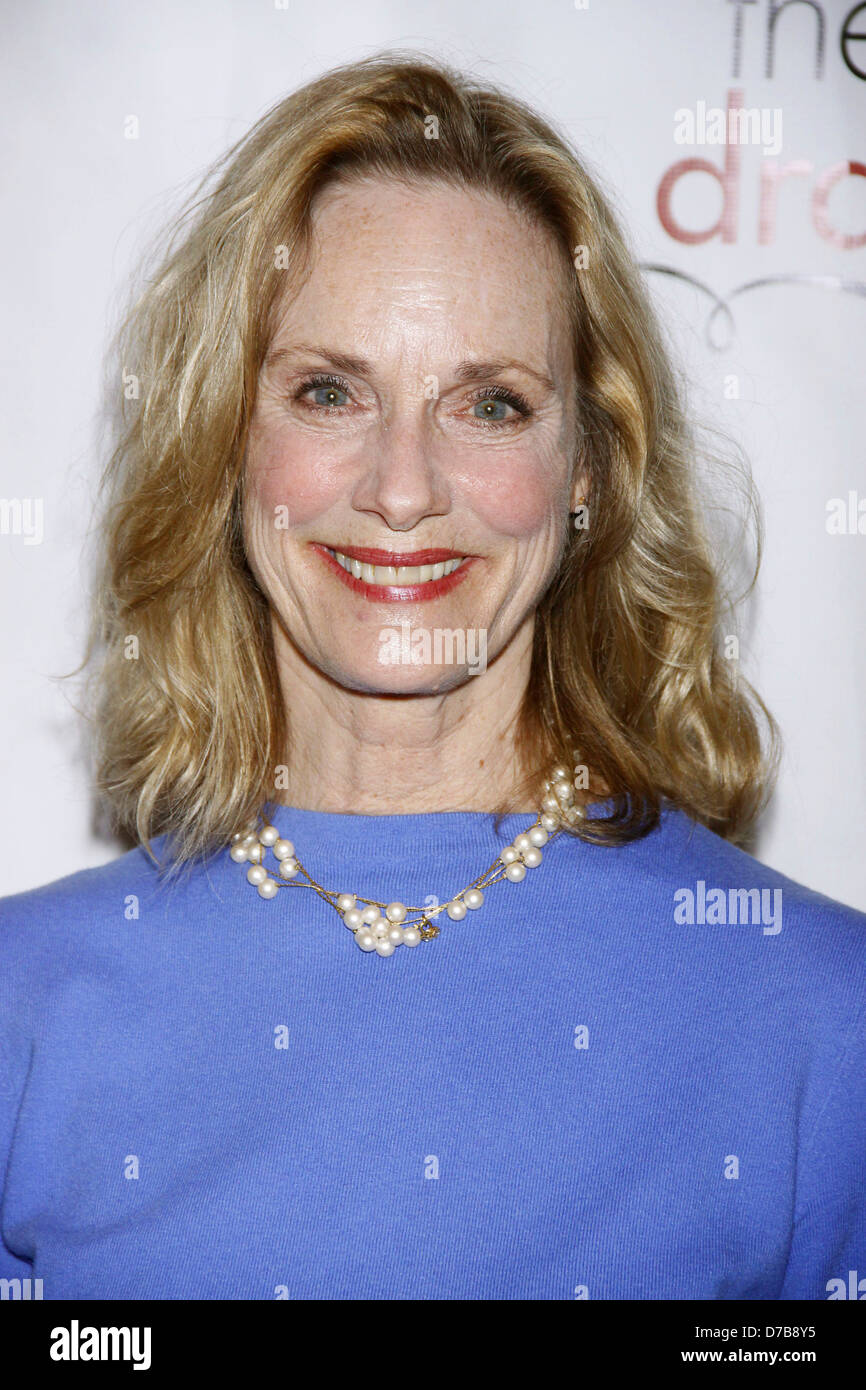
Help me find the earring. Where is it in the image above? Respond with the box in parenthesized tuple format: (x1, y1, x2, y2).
(569, 496, 589, 530)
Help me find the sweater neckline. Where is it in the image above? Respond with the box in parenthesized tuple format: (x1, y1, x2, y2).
(260, 803, 548, 863)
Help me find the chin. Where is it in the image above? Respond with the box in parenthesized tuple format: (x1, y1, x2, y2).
(335, 661, 478, 696)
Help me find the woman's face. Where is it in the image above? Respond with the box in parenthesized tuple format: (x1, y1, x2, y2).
(244, 175, 581, 693)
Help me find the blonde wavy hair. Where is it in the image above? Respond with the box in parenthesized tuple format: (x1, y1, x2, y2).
(80, 51, 778, 871)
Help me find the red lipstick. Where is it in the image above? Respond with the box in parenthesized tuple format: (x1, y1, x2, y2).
(310, 543, 475, 603)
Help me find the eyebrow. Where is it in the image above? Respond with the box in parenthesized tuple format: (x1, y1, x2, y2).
(264, 343, 557, 392)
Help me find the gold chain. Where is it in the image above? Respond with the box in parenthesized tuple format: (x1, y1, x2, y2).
(244, 811, 565, 940)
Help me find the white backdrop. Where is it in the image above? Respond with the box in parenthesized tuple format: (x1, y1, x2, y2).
(2, 0, 864, 906)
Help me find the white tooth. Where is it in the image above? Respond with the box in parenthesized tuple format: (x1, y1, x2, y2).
(331, 552, 467, 585)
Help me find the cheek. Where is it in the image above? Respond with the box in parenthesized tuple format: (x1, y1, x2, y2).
(244, 426, 342, 528)
(459, 445, 570, 540)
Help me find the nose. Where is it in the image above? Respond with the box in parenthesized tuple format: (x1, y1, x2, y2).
(350, 412, 452, 532)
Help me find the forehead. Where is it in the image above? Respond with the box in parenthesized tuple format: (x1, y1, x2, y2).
(268, 175, 574, 370)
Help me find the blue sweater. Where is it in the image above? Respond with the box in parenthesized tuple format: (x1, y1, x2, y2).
(1, 803, 865, 1301)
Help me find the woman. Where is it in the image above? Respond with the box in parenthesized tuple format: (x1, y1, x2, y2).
(1, 53, 864, 1302)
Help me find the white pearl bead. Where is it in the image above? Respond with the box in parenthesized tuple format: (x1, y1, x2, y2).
(231, 795, 564, 955)
(552, 765, 571, 781)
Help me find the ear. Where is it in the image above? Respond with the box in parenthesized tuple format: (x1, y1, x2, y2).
(569, 465, 590, 512)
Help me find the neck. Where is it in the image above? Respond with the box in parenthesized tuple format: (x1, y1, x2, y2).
(268, 614, 543, 814)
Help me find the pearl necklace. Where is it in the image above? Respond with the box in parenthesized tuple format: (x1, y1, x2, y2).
(229, 756, 585, 957)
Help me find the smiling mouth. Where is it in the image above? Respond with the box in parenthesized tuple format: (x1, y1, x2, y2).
(324, 547, 469, 586)
(311, 543, 474, 601)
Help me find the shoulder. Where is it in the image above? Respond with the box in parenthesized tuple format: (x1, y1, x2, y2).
(606, 804, 866, 1013)
(0, 841, 165, 930)
(558, 802, 866, 1005)
(0, 835, 195, 981)
(0, 835, 205, 1081)
(565, 808, 866, 1149)
(598, 802, 866, 922)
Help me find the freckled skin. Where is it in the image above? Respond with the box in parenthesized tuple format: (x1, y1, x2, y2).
(243, 177, 586, 812)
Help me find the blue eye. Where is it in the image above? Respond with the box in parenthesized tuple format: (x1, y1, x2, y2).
(293, 374, 353, 411)
(467, 386, 531, 425)
(472, 397, 510, 421)
(310, 383, 349, 408)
